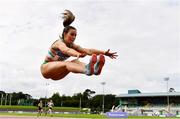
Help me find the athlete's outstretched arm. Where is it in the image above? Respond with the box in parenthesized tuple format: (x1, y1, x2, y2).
(73, 44, 118, 59)
(61, 45, 86, 58)
(54, 42, 85, 58)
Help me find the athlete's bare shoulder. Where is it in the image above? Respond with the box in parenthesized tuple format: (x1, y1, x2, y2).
(51, 39, 66, 50)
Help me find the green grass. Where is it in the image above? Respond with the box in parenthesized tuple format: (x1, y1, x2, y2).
(0, 105, 80, 111)
(0, 105, 36, 109)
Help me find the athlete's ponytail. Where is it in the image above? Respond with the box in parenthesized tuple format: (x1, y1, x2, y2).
(60, 10, 76, 40)
(62, 10, 75, 27)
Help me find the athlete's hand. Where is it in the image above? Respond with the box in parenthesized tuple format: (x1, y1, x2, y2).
(77, 53, 86, 59)
(104, 49, 118, 59)
(79, 53, 86, 58)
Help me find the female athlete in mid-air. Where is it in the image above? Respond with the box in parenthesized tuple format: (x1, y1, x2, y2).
(40, 10, 118, 80)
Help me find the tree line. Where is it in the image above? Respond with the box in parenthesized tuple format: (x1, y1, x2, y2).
(0, 89, 119, 112)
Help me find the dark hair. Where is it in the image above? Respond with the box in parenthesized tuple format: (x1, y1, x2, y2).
(61, 10, 76, 39)
(62, 26, 76, 39)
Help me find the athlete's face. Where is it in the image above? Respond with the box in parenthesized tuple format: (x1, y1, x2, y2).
(64, 29, 77, 44)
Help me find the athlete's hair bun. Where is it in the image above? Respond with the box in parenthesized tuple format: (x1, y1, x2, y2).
(62, 10, 75, 27)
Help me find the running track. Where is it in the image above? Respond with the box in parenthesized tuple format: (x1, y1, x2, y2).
(0, 116, 87, 119)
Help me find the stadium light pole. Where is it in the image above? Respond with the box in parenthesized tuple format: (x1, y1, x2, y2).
(1, 94, 3, 106)
(164, 77, 170, 112)
(101, 82, 106, 113)
(45, 82, 49, 115)
(9, 94, 12, 106)
(79, 97, 81, 111)
(5, 93, 8, 106)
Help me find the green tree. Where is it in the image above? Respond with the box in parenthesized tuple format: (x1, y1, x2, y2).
(51, 92, 61, 106)
(90, 94, 116, 112)
(82, 89, 95, 108)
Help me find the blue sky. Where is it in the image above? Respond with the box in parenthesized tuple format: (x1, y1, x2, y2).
(0, 0, 179, 98)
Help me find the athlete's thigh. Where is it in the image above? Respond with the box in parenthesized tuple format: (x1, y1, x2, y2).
(71, 59, 86, 66)
(51, 68, 70, 80)
(41, 61, 69, 79)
